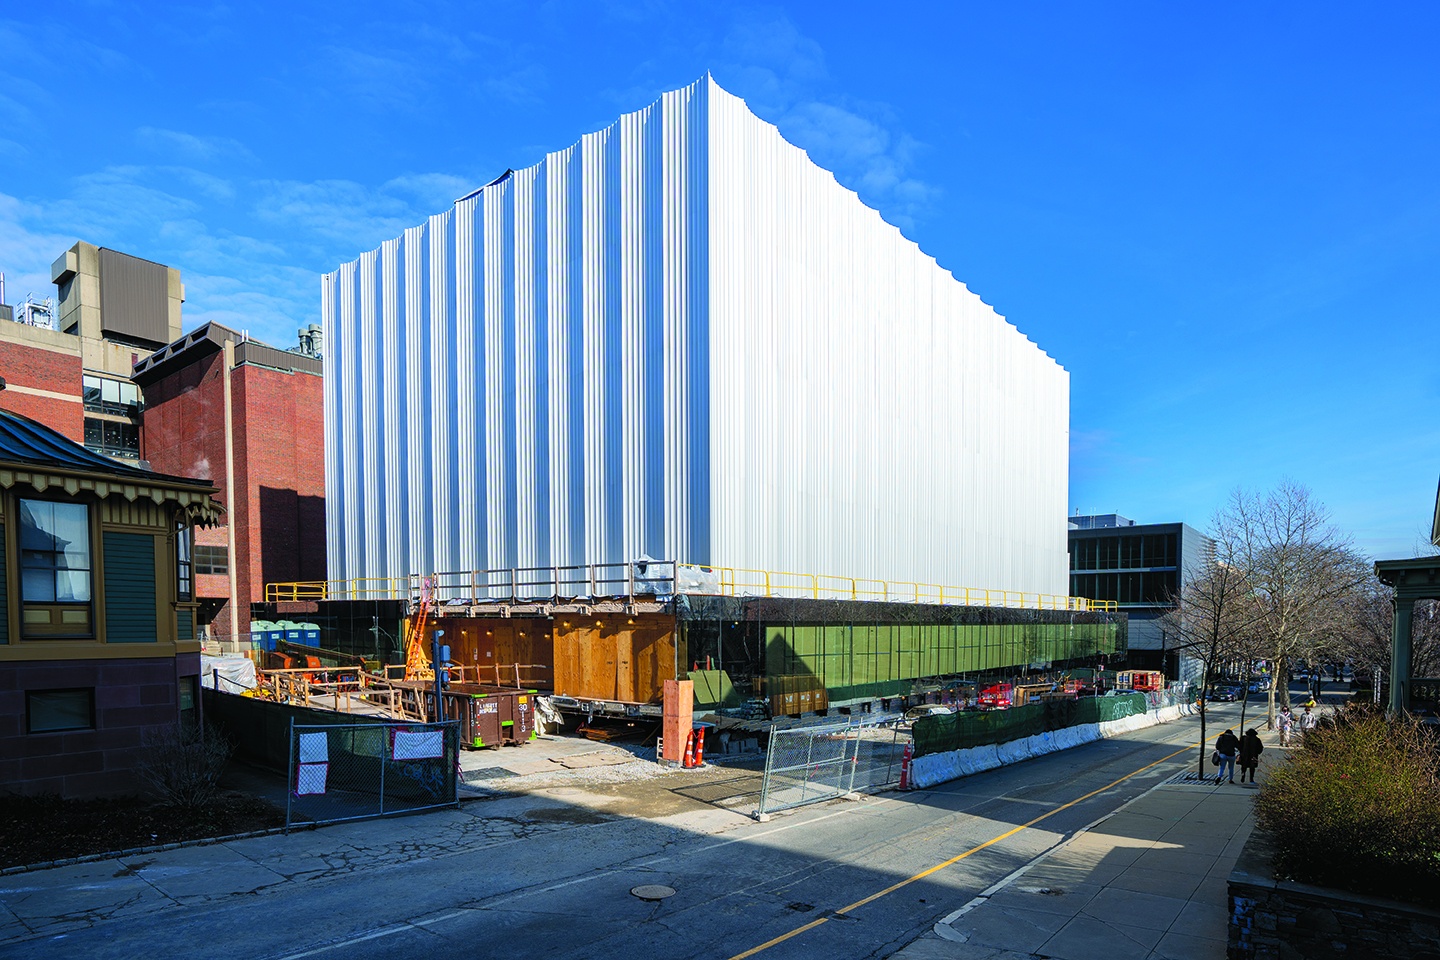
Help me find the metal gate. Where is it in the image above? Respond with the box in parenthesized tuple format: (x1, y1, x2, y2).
(757, 719, 909, 816)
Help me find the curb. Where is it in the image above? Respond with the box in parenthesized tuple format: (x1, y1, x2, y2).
(0, 822, 316, 877)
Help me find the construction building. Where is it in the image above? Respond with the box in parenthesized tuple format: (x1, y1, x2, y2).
(293, 76, 1117, 721)
(324, 75, 1068, 596)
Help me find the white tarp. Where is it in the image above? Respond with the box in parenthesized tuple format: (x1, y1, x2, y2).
(200, 656, 257, 692)
(675, 563, 721, 595)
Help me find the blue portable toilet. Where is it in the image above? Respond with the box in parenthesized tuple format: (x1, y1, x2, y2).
(282, 620, 304, 645)
(250, 620, 272, 649)
(302, 622, 321, 645)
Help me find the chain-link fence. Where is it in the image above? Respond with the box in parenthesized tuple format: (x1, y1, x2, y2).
(286, 719, 459, 829)
(757, 719, 910, 816)
(1142, 683, 1194, 709)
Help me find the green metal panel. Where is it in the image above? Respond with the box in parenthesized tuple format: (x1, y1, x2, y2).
(103, 532, 156, 643)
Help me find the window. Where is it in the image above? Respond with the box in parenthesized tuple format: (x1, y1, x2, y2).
(177, 528, 193, 601)
(20, 499, 92, 637)
(83, 418, 140, 459)
(27, 688, 95, 733)
(194, 545, 229, 576)
(81, 375, 142, 416)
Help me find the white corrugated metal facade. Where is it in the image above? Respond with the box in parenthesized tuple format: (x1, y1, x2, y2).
(324, 75, 1070, 596)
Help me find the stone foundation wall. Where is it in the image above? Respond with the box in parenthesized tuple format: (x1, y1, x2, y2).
(1228, 828, 1440, 960)
(0, 654, 200, 798)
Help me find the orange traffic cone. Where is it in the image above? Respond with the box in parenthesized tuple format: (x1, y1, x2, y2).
(692, 728, 705, 766)
(899, 742, 913, 790)
(683, 730, 695, 767)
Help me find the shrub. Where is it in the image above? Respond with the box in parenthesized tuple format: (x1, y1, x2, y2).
(134, 723, 234, 812)
(1253, 704, 1440, 904)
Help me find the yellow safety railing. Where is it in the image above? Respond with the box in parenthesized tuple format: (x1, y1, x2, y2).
(265, 577, 410, 603)
(265, 561, 1119, 614)
(700, 564, 1116, 613)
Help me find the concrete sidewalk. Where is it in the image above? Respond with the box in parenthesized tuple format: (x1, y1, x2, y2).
(894, 737, 1277, 960)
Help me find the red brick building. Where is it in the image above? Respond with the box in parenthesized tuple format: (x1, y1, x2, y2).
(134, 323, 325, 646)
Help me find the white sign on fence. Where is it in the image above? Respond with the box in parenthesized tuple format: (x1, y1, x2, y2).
(392, 729, 444, 760)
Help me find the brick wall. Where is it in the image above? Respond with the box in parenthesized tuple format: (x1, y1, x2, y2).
(141, 352, 325, 644)
(0, 654, 201, 799)
(0, 339, 83, 441)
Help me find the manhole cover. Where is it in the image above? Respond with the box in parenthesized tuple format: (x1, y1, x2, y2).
(631, 885, 676, 901)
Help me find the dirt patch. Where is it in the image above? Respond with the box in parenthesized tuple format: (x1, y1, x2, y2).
(0, 791, 287, 869)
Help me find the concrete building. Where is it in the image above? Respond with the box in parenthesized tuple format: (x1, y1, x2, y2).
(1067, 514, 1213, 683)
(133, 323, 326, 648)
(0, 242, 182, 460)
(323, 75, 1070, 598)
(0, 408, 222, 798)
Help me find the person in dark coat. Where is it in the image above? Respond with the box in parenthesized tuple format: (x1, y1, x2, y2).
(1215, 728, 1240, 784)
(1238, 728, 1264, 783)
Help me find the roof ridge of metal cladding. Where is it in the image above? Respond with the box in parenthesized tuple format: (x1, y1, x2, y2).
(324, 73, 1057, 367)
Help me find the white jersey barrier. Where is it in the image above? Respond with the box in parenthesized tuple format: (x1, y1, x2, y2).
(910, 701, 1197, 789)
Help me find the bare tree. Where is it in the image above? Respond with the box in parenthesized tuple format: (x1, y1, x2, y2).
(1161, 549, 1261, 780)
(1215, 480, 1371, 728)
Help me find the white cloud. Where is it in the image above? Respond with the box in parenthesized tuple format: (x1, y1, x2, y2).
(254, 178, 421, 251)
(0, 191, 72, 305)
(383, 172, 481, 210)
(715, 12, 942, 232)
(135, 127, 255, 165)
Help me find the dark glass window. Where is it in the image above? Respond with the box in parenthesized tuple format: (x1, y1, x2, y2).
(177, 529, 193, 601)
(27, 688, 95, 733)
(84, 418, 140, 459)
(194, 545, 229, 576)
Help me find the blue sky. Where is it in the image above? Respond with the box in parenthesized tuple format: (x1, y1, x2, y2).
(1, 2, 1435, 559)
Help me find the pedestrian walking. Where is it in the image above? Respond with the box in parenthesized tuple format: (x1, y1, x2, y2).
(1299, 705, 1318, 742)
(1277, 706, 1293, 747)
(1215, 728, 1240, 784)
(1239, 729, 1263, 783)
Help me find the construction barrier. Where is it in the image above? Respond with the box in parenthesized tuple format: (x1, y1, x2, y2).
(909, 693, 1149, 758)
(908, 699, 1198, 789)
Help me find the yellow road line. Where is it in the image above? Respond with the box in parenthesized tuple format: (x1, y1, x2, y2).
(726, 741, 1198, 960)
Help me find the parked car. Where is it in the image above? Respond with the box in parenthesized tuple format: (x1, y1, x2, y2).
(903, 704, 955, 723)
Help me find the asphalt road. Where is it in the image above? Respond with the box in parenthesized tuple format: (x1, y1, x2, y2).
(8, 705, 1257, 960)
